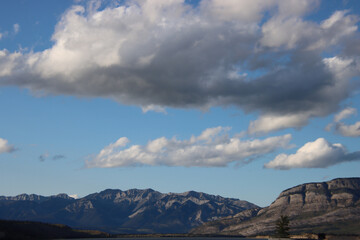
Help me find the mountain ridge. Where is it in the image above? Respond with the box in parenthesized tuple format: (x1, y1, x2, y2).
(191, 177, 360, 236)
(0, 188, 257, 234)
(2, 177, 359, 236)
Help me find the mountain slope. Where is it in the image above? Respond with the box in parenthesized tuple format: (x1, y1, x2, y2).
(0, 189, 257, 234)
(191, 178, 360, 236)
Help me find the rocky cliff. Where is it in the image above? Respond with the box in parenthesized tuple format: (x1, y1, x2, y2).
(0, 189, 256, 234)
(191, 178, 360, 236)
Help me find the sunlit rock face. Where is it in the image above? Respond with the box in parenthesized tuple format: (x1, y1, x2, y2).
(192, 178, 360, 236)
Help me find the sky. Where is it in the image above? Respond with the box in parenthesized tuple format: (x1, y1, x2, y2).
(0, 0, 360, 207)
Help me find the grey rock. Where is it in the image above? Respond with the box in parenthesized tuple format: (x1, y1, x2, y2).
(191, 178, 360, 236)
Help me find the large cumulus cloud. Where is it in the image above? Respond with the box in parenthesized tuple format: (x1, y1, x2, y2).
(264, 138, 360, 169)
(86, 126, 292, 168)
(0, 0, 360, 133)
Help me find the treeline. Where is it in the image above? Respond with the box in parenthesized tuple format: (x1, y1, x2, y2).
(0, 219, 110, 239)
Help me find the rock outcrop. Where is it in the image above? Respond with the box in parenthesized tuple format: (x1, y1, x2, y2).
(191, 178, 360, 236)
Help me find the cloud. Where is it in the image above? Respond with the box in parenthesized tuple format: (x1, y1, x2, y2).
(0, 137, 15, 154)
(0, 50, 22, 77)
(86, 126, 292, 168)
(336, 121, 360, 137)
(326, 107, 360, 137)
(69, 194, 78, 199)
(0, 0, 359, 131)
(0, 31, 8, 40)
(259, 9, 359, 51)
(141, 104, 167, 114)
(264, 138, 360, 169)
(334, 107, 356, 122)
(0, 23, 20, 40)
(13, 24, 20, 34)
(248, 113, 309, 135)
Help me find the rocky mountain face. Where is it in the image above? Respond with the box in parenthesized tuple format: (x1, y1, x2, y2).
(0, 189, 256, 234)
(191, 178, 360, 236)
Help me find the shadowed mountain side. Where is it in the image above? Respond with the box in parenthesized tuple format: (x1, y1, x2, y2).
(0, 189, 257, 234)
(191, 178, 360, 236)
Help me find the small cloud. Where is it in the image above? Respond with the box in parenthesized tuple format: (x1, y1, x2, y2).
(69, 194, 79, 199)
(335, 121, 360, 137)
(13, 23, 20, 34)
(0, 31, 9, 40)
(52, 154, 66, 160)
(264, 138, 360, 170)
(324, 123, 333, 132)
(39, 153, 49, 162)
(326, 107, 360, 137)
(141, 104, 167, 114)
(0, 137, 15, 154)
(334, 107, 356, 122)
(248, 113, 309, 135)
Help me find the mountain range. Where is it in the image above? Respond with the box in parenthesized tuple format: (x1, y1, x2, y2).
(1, 177, 359, 236)
(0, 188, 256, 234)
(191, 177, 360, 236)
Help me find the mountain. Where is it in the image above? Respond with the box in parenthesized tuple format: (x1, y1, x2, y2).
(191, 177, 360, 236)
(0, 189, 257, 234)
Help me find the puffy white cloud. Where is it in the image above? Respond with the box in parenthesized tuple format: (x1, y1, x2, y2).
(0, 0, 359, 131)
(265, 138, 360, 169)
(0, 138, 15, 154)
(86, 127, 292, 168)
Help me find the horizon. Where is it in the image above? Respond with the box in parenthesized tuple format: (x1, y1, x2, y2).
(0, 0, 360, 208)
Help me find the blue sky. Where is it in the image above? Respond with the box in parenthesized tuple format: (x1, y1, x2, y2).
(0, 0, 360, 207)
